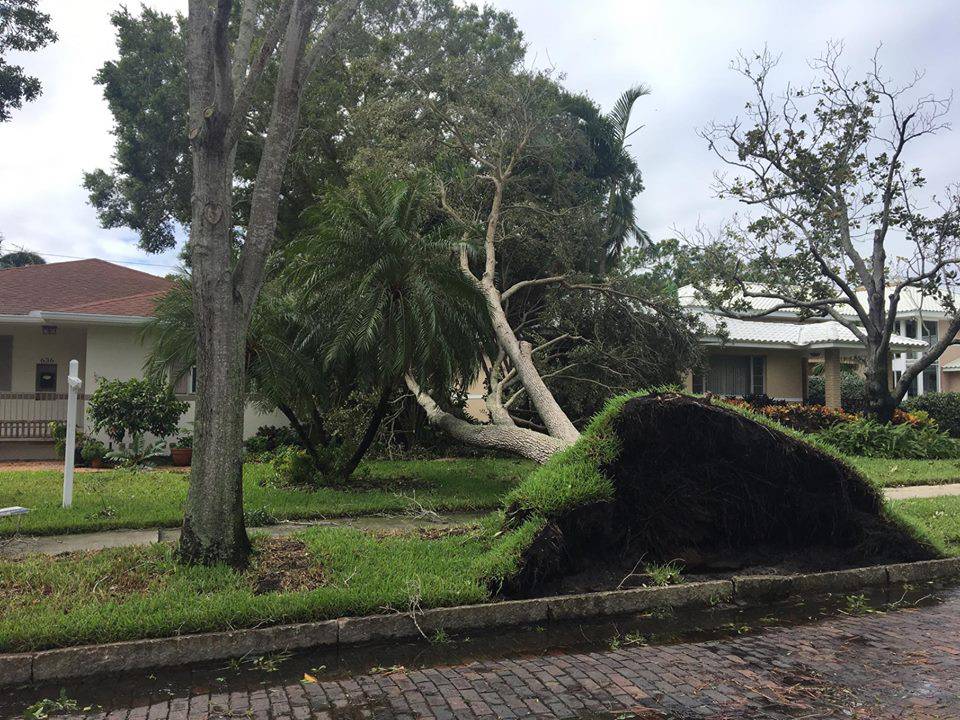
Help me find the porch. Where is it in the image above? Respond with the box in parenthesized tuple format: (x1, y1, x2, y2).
(0, 392, 88, 440)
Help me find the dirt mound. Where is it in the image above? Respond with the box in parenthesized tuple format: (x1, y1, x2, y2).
(499, 393, 938, 596)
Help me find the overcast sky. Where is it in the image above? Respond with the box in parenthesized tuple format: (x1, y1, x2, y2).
(2, 1, 959, 276)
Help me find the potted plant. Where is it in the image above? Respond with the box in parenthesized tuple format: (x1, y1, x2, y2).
(80, 438, 109, 469)
(170, 432, 193, 466)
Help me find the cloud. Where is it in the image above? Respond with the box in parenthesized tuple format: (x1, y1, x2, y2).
(2, 0, 958, 275)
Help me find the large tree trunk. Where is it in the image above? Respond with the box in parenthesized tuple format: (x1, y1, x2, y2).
(484, 299, 580, 443)
(406, 375, 564, 463)
(179, 0, 358, 567)
(179, 147, 251, 567)
(863, 343, 896, 423)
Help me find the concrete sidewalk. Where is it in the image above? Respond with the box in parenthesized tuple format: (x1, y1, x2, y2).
(0, 512, 483, 560)
(884, 482, 960, 500)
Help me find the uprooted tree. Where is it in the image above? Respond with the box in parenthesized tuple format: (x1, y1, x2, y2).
(402, 73, 699, 462)
(686, 45, 960, 422)
(490, 392, 938, 596)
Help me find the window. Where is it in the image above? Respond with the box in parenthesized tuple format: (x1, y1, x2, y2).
(751, 356, 766, 396)
(905, 319, 919, 359)
(35, 363, 57, 392)
(923, 320, 939, 346)
(694, 355, 766, 397)
(922, 365, 939, 395)
(0, 336, 10, 391)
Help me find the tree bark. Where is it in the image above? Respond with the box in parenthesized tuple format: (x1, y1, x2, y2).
(179, 129, 251, 567)
(863, 343, 896, 423)
(338, 384, 392, 478)
(179, 0, 359, 567)
(406, 375, 564, 463)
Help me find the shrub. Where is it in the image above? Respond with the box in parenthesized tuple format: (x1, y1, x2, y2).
(757, 403, 856, 433)
(79, 438, 108, 464)
(172, 432, 193, 449)
(48, 421, 86, 464)
(815, 418, 960, 459)
(87, 378, 188, 444)
(903, 393, 960, 437)
(269, 446, 319, 487)
(722, 399, 855, 433)
(807, 372, 867, 412)
(244, 425, 301, 456)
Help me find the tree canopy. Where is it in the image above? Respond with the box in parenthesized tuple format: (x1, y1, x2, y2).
(0, 0, 57, 121)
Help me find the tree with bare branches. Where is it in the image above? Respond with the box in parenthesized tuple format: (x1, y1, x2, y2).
(180, 0, 359, 567)
(690, 45, 960, 421)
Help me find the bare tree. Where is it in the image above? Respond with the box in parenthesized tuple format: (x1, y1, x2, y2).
(181, 0, 359, 567)
(693, 44, 960, 421)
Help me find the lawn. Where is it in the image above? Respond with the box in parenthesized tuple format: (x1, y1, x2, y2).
(0, 458, 534, 537)
(0, 522, 505, 652)
(890, 496, 960, 556)
(848, 457, 960, 487)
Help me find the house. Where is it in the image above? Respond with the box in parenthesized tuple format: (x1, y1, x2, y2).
(0, 259, 285, 460)
(678, 285, 930, 407)
(836, 285, 960, 396)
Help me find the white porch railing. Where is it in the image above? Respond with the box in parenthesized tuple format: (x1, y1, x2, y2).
(0, 393, 87, 440)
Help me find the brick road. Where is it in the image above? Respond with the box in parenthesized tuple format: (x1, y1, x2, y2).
(14, 586, 960, 720)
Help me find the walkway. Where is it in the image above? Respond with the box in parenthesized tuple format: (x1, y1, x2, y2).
(1, 483, 957, 559)
(7, 585, 960, 719)
(885, 482, 960, 500)
(0, 512, 483, 560)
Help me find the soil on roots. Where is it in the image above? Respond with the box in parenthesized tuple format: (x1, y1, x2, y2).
(502, 393, 937, 597)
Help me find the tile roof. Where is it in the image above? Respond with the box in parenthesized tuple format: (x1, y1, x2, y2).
(700, 313, 927, 352)
(0, 259, 173, 317)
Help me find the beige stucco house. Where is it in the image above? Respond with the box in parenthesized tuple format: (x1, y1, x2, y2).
(0, 259, 285, 460)
(679, 285, 933, 407)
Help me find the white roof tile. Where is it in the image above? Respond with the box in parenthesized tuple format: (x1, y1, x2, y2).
(700, 313, 926, 352)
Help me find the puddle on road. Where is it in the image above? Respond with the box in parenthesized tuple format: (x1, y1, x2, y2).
(2, 581, 956, 717)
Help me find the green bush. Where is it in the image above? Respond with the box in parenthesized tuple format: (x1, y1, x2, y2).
(87, 378, 188, 444)
(807, 372, 866, 412)
(79, 438, 108, 464)
(268, 446, 319, 487)
(244, 425, 300, 456)
(47, 421, 86, 464)
(816, 418, 960, 459)
(903, 392, 960, 438)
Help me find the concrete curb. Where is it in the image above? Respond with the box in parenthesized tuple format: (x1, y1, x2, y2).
(3, 557, 960, 687)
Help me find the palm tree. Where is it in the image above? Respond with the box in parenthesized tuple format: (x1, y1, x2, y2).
(144, 275, 339, 467)
(291, 171, 492, 476)
(598, 84, 651, 273)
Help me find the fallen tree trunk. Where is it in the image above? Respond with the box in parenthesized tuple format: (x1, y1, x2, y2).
(405, 374, 565, 463)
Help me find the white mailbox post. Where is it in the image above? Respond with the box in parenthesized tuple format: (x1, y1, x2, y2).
(63, 358, 83, 509)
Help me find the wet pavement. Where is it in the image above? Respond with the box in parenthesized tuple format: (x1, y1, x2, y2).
(4, 581, 960, 719)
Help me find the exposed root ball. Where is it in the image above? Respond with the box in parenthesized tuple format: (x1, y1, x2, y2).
(502, 393, 936, 596)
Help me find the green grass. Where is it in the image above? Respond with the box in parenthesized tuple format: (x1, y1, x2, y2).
(847, 457, 960, 487)
(0, 523, 500, 652)
(889, 496, 960, 556)
(0, 459, 533, 537)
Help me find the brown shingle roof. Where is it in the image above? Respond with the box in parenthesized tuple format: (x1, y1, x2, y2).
(0, 259, 173, 317)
